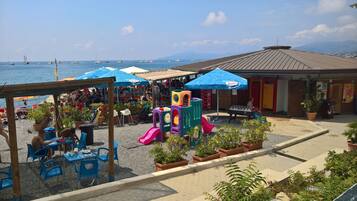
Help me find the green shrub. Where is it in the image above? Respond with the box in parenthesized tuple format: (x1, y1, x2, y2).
(212, 126, 242, 150)
(343, 121, 357, 143)
(242, 119, 271, 144)
(28, 103, 52, 123)
(194, 139, 217, 158)
(205, 162, 272, 201)
(149, 135, 188, 164)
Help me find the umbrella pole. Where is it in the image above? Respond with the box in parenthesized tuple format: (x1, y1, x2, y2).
(116, 87, 119, 103)
(216, 90, 219, 119)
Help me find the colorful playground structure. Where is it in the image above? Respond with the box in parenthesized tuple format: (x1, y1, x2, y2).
(138, 90, 214, 145)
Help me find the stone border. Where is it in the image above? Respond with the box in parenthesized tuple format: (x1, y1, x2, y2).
(34, 129, 328, 201)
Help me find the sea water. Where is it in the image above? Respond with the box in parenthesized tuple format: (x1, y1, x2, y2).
(0, 60, 192, 107)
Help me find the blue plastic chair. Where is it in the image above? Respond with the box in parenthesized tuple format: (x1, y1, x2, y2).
(26, 144, 49, 162)
(97, 141, 120, 166)
(74, 159, 98, 186)
(40, 159, 63, 182)
(0, 167, 12, 191)
(76, 132, 87, 150)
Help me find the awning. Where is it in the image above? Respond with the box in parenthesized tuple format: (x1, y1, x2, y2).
(136, 69, 196, 81)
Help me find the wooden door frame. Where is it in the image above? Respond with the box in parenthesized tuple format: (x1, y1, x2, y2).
(249, 78, 263, 110)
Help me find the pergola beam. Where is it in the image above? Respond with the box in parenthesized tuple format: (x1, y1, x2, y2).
(6, 96, 21, 199)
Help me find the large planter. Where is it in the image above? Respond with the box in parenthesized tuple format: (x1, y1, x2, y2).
(192, 152, 220, 163)
(243, 141, 263, 152)
(306, 112, 317, 121)
(155, 160, 189, 171)
(347, 141, 357, 151)
(218, 146, 244, 157)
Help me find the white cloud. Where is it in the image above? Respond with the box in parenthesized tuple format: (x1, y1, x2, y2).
(121, 25, 134, 35)
(202, 11, 227, 26)
(239, 38, 262, 45)
(337, 15, 356, 25)
(315, 0, 347, 14)
(290, 22, 357, 40)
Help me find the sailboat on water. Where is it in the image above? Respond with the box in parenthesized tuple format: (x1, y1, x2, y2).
(24, 56, 30, 64)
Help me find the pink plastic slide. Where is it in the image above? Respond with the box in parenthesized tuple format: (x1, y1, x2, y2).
(138, 127, 161, 145)
(201, 116, 215, 134)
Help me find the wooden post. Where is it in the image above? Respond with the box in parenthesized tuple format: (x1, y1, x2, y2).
(108, 82, 115, 181)
(53, 94, 61, 136)
(6, 96, 21, 199)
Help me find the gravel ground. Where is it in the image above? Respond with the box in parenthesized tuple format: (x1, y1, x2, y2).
(0, 119, 293, 201)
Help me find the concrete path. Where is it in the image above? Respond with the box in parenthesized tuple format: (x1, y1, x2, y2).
(83, 115, 356, 201)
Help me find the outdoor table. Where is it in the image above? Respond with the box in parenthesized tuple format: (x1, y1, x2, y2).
(63, 151, 97, 163)
(228, 105, 253, 122)
(47, 137, 66, 156)
(79, 123, 95, 145)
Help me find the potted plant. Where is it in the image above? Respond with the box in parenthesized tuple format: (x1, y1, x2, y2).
(28, 103, 52, 131)
(213, 126, 244, 157)
(343, 121, 357, 151)
(242, 119, 271, 152)
(301, 97, 321, 121)
(192, 139, 220, 163)
(149, 135, 189, 171)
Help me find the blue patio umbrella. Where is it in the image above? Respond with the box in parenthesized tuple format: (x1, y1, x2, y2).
(98, 69, 149, 103)
(98, 69, 149, 87)
(185, 68, 248, 117)
(75, 67, 116, 80)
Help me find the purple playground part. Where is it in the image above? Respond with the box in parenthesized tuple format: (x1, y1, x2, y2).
(170, 105, 182, 135)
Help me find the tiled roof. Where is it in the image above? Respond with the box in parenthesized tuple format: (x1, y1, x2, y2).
(175, 48, 357, 73)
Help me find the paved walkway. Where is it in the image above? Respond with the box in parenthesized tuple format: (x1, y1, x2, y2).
(83, 115, 356, 201)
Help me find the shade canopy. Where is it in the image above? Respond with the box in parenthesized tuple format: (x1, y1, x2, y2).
(76, 67, 116, 80)
(98, 69, 149, 87)
(120, 66, 149, 74)
(185, 68, 247, 90)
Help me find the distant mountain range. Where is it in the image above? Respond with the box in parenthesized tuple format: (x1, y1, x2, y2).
(159, 52, 231, 61)
(294, 40, 357, 58)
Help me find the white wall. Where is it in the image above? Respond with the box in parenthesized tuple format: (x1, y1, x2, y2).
(276, 80, 288, 113)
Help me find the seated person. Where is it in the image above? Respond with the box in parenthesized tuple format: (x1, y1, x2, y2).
(0, 118, 9, 147)
(59, 128, 79, 152)
(247, 97, 254, 111)
(31, 135, 52, 157)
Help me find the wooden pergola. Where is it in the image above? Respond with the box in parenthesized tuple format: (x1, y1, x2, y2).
(0, 77, 116, 200)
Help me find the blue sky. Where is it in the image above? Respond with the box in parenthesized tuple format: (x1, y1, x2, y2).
(0, 0, 356, 61)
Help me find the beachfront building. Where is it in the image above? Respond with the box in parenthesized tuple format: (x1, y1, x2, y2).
(176, 46, 357, 116)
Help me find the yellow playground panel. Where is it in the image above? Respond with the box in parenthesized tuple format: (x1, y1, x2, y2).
(171, 90, 191, 106)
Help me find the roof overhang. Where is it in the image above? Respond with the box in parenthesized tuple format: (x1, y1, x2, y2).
(0, 77, 115, 98)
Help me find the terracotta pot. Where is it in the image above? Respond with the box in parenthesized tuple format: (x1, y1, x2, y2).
(192, 152, 220, 163)
(306, 112, 317, 121)
(218, 146, 244, 157)
(155, 160, 189, 171)
(243, 141, 263, 152)
(347, 141, 357, 151)
(33, 123, 42, 131)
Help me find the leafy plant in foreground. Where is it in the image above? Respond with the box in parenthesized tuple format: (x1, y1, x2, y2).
(205, 162, 272, 201)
